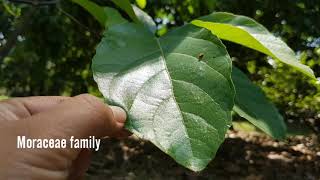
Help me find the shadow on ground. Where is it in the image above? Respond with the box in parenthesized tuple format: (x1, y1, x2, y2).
(86, 131, 320, 180)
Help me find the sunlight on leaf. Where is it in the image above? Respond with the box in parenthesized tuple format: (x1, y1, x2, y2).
(192, 12, 315, 78)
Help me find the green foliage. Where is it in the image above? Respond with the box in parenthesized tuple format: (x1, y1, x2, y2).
(0, 95, 9, 100)
(71, 0, 107, 26)
(2, 0, 21, 17)
(71, 0, 155, 32)
(232, 67, 286, 139)
(111, 0, 139, 23)
(0, 2, 101, 96)
(254, 61, 320, 132)
(1, 0, 319, 171)
(84, 0, 316, 170)
(192, 12, 315, 78)
(70, 0, 148, 30)
(93, 17, 234, 171)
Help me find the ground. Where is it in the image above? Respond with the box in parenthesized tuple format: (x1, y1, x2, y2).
(86, 130, 320, 180)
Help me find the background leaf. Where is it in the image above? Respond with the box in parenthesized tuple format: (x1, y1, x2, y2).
(72, 0, 154, 33)
(232, 66, 287, 139)
(92, 23, 234, 171)
(71, 0, 107, 26)
(111, 0, 139, 23)
(192, 12, 315, 78)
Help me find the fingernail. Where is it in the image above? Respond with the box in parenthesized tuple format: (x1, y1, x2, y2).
(110, 106, 127, 124)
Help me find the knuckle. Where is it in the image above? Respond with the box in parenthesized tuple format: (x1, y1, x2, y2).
(74, 94, 112, 121)
(76, 94, 99, 105)
(0, 98, 30, 118)
(2, 98, 19, 106)
(1, 99, 23, 111)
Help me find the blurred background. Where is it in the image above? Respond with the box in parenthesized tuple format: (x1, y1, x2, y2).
(0, 0, 319, 179)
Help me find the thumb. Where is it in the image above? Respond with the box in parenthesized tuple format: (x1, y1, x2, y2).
(20, 94, 127, 140)
(7, 95, 127, 179)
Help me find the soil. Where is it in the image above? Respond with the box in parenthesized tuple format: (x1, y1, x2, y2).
(86, 130, 320, 180)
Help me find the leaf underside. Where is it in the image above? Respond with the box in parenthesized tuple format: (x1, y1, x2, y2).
(192, 12, 315, 78)
(232, 67, 286, 139)
(92, 22, 235, 171)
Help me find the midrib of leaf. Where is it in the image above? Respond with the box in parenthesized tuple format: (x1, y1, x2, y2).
(155, 35, 229, 162)
(154, 37, 193, 156)
(156, 36, 225, 163)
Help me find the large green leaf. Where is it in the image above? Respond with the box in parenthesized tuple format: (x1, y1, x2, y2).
(232, 67, 286, 139)
(192, 12, 315, 78)
(71, 0, 107, 26)
(92, 22, 235, 171)
(111, 0, 139, 23)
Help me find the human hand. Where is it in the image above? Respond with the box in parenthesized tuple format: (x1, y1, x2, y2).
(0, 94, 128, 180)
